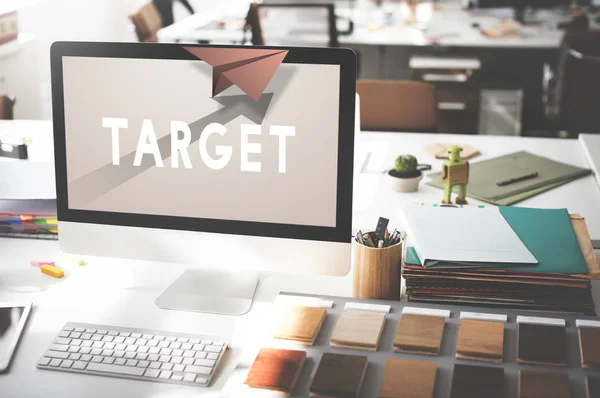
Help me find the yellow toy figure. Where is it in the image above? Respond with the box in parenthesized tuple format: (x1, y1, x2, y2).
(441, 145, 469, 204)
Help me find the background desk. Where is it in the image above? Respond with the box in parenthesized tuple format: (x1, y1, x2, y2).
(1, 121, 599, 397)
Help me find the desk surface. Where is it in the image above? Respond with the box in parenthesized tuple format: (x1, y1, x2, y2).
(1, 121, 599, 397)
(157, 4, 583, 49)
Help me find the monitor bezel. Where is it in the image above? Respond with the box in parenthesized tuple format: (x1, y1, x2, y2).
(51, 41, 356, 243)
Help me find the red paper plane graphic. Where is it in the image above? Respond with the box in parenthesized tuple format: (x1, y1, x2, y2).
(184, 47, 288, 101)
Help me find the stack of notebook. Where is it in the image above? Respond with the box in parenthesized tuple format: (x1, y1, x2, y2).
(400, 204, 597, 315)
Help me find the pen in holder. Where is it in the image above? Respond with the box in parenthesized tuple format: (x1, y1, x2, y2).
(353, 230, 404, 301)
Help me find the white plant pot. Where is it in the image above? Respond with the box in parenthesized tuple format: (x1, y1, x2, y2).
(387, 171, 423, 193)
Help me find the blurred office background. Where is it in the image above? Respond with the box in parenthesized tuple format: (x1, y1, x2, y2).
(1, 0, 599, 137)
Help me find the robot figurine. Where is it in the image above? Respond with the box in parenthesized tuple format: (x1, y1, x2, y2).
(441, 145, 469, 205)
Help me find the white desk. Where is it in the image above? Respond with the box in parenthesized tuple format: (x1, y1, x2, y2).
(1, 121, 600, 397)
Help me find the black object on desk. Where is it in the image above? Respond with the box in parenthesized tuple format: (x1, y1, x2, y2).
(0, 138, 28, 160)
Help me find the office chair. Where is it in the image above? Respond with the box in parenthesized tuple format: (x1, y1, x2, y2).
(0, 95, 16, 120)
(152, 0, 195, 28)
(245, 2, 340, 47)
(545, 31, 600, 137)
(130, 2, 163, 43)
(357, 80, 438, 132)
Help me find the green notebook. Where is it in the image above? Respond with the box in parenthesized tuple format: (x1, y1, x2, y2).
(405, 207, 588, 274)
(427, 151, 591, 206)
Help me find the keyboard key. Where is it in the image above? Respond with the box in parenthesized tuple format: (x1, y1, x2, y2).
(171, 357, 183, 364)
(85, 329, 97, 333)
(185, 365, 212, 375)
(169, 342, 182, 349)
(103, 357, 115, 365)
(125, 352, 136, 359)
(58, 331, 70, 338)
(124, 338, 136, 345)
(114, 344, 126, 351)
(145, 369, 160, 378)
(91, 335, 102, 341)
(154, 335, 165, 341)
(81, 333, 92, 340)
(159, 370, 172, 379)
(181, 343, 193, 350)
(149, 347, 160, 355)
(115, 358, 126, 366)
(160, 348, 172, 356)
(183, 358, 194, 365)
(194, 352, 207, 359)
(161, 363, 173, 371)
(80, 347, 92, 354)
(97, 330, 108, 335)
(173, 364, 185, 372)
(147, 340, 159, 347)
(126, 359, 138, 367)
(69, 332, 82, 339)
(74, 328, 85, 333)
(183, 350, 195, 358)
(149, 362, 161, 369)
(68, 346, 81, 353)
(136, 339, 148, 346)
(91, 356, 103, 363)
(70, 340, 83, 347)
(183, 373, 196, 382)
(119, 332, 131, 337)
(80, 355, 92, 362)
(90, 349, 102, 356)
(171, 373, 184, 381)
(69, 354, 82, 361)
(72, 361, 87, 370)
(46, 351, 70, 359)
(159, 355, 171, 363)
(205, 346, 221, 353)
(50, 345, 69, 352)
(54, 338, 71, 345)
(212, 341, 225, 347)
(206, 353, 219, 360)
(192, 344, 205, 351)
(125, 345, 137, 352)
(188, 338, 200, 344)
(158, 341, 170, 348)
(135, 353, 148, 360)
(92, 342, 104, 349)
(114, 351, 125, 358)
(104, 343, 116, 350)
(172, 349, 184, 357)
(176, 337, 189, 343)
(64, 327, 75, 332)
(201, 340, 212, 345)
(142, 334, 153, 340)
(195, 377, 209, 385)
(148, 354, 159, 361)
(82, 341, 93, 348)
(137, 346, 149, 354)
(87, 362, 145, 377)
(102, 350, 114, 357)
(137, 361, 150, 368)
(39, 357, 51, 366)
(113, 337, 125, 344)
(194, 359, 216, 367)
(108, 331, 119, 336)
(131, 333, 142, 338)
(102, 336, 114, 343)
(49, 359, 62, 367)
(60, 359, 74, 368)
(165, 336, 177, 342)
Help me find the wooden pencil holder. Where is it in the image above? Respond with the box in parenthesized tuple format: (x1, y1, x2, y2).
(352, 231, 403, 301)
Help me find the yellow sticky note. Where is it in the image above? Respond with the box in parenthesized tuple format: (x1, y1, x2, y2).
(41, 264, 64, 278)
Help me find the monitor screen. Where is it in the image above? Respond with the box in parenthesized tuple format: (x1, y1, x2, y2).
(53, 44, 355, 243)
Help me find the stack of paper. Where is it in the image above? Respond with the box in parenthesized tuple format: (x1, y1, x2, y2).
(0, 162, 57, 239)
(399, 205, 596, 314)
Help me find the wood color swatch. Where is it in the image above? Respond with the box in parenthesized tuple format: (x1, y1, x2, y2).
(330, 309, 386, 351)
(456, 319, 504, 363)
(272, 306, 327, 345)
(244, 348, 306, 395)
(586, 375, 600, 398)
(517, 323, 568, 366)
(578, 327, 600, 368)
(393, 314, 445, 355)
(518, 369, 571, 398)
(450, 364, 504, 398)
(309, 352, 368, 398)
(378, 358, 437, 398)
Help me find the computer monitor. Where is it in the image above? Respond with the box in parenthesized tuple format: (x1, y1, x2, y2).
(472, 0, 590, 22)
(50, 42, 356, 315)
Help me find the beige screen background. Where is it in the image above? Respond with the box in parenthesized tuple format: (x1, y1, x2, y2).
(62, 56, 340, 227)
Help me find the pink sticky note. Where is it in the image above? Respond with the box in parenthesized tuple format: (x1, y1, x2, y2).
(30, 260, 55, 267)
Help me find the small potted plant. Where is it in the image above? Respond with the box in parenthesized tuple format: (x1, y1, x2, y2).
(387, 154, 423, 192)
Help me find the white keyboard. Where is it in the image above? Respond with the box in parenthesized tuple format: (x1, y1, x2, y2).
(37, 322, 228, 387)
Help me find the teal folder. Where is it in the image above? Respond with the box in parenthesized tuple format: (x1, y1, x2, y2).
(405, 207, 588, 274)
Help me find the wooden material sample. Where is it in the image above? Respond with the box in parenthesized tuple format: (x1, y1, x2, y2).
(378, 358, 437, 398)
(244, 348, 306, 395)
(309, 352, 368, 398)
(456, 319, 504, 363)
(450, 364, 504, 398)
(272, 306, 327, 345)
(586, 375, 600, 398)
(330, 310, 386, 351)
(579, 327, 600, 368)
(518, 369, 571, 398)
(517, 323, 567, 366)
(353, 237, 402, 300)
(393, 314, 445, 355)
